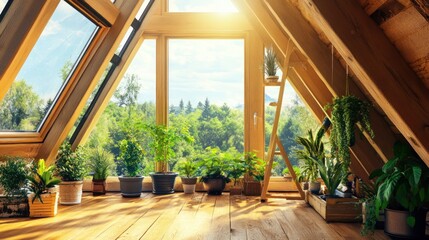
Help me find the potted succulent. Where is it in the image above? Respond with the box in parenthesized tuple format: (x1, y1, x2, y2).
(264, 46, 279, 82)
(88, 148, 116, 196)
(199, 147, 231, 195)
(145, 123, 193, 194)
(56, 142, 87, 205)
(27, 159, 61, 217)
(175, 157, 198, 194)
(117, 136, 145, 197)
(226, 149, 245, 195)
(243, 151, 265, 196)
(0, 157, 30, 217)
(295, 126, 326, 194)
(370, 141, 429, 239)
(325, 95, 374, 174)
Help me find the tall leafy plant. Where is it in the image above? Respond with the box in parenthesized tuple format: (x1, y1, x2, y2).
(264, 46, 278, 77)
(325, 95, 374, 173)
(311, 156, 344, 196)
(243, 151, 266, 182)
(27, 159, 61, 203)
(118, 136, 145, 177)
(295, 126, 326, 182)
(199, 147, 231, 183)
(145, 123, 193, 172)
(56, 142, 87, 181)
(370, 141, 429, 227)
(88, 148, 115, 180)
(175, 158, 198, 178)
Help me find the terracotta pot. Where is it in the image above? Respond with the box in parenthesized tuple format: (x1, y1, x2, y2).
(92, 179, 106, 196)
(59, 181, 83, 205)
(243, 181, 262, 196)
(229, 186, 242, 195)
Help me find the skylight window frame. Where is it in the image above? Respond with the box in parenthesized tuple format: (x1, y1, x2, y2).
(0, 0, 118, 144)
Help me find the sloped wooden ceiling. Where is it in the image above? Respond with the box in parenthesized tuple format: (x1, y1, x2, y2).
(234, 0, 429, 176)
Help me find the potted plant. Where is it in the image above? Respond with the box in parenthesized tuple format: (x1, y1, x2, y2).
(370, 141, 429, 239)
(88, 148, 115, 196)
(226, 149, 245, 195)
(295, 126, 326, 194)
(325, 95, 374, 174)
(0, 157, 30, 217)
(146, 123, 193, 194)
(27, 159, 61, 217)
(175, 157, 198, 194)
(282, 166, 301, 181)
(360, 181, 384, 236)
(243, 151, 265, 196)
(199, 147, 231, 195)
(117, 136, 145, 198)
(264, 46, 279, 82)
(311, 156, 345, 199)
(56, 142, 87, 205)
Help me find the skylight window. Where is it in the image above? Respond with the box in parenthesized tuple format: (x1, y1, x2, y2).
(0, 1, 98, 132)
(168, 0, 238, 13)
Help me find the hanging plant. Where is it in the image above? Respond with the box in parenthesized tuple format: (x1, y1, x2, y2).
(325, 95, 374, 172)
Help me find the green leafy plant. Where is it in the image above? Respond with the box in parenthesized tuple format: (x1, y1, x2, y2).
(225, 148, 245, 186)
(145, 123, 193, 172)
(0, 157, 30, 198)
(175, 157, 198, 178)
(88, 148, 116, 180)
(282, 166, 301, 177)
(370, 141, 429, 228)
(295, 127, 326, 182)
(264, 46, 278, 77)
(55, 142, 87, 181)
(360, 182, 379, 236)
(118, 136, 145, 177)
(311, 156, 345, 196)
(243, 151, 266, 182)
(27, 159, 61, 203)
(199, 147, 231, 184)
(325, 95, 374, 173)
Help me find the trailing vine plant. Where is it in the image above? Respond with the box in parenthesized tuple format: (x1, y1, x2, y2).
(325, 95, 375, 173)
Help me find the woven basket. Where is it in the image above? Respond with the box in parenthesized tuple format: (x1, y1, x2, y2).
(59, 181, 83, 205)
(28, 192, 59, 217)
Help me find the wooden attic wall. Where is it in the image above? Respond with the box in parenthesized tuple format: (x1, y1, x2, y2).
(235, 0, 429, 177)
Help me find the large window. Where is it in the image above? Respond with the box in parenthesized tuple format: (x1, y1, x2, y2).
(168, 0, 238, 13)
(0, 1, 98, 132)
(168, 39, 244, 154)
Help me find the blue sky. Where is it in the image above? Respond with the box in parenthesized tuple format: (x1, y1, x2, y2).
(7, 0, 300, 109)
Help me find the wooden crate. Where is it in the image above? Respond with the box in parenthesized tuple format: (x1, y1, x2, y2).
(307, 191, 362, 222)
(0, 196, 29, 217)
(28, 192, 59, 217)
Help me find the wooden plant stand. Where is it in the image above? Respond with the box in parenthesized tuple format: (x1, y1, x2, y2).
(307, 191, 362, 222)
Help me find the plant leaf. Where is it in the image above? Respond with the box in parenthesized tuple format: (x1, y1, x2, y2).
(406, 215, 416, 228)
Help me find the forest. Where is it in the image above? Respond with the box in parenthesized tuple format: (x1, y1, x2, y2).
(0, 73, 319, 176)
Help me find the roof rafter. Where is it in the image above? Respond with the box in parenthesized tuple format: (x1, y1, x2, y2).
(305, 0, 429, 165)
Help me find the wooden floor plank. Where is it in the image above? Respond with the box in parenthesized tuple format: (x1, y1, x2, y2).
(0, 193, 391, 240)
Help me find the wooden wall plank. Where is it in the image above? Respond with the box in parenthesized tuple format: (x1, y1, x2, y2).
(264, 0, 397, 162)
(306, 0, 429, 165)
(37, 0, 144, 163)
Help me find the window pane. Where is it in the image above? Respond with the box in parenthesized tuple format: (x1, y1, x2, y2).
(83, 39, 156, 176)
(169, 0, 238, 13)
(0, 1, 98, 132)
(168, 39, 244, 156)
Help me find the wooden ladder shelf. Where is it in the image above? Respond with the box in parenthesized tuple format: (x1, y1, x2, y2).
(261, 42, 304, 202)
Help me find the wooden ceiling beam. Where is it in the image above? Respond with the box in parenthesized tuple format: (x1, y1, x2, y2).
(37, 0, 144, 164)
(264, 0, 398, 163)
(305, 0, 429, 165)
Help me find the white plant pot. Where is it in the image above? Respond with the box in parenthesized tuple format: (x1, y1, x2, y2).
(183, 184, 196, 194)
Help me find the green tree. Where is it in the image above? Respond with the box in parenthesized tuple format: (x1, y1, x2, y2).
(186, 101, 193, 114)
(0, 80, 44, 130)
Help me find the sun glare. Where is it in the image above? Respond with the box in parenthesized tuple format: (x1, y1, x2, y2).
(169, 0, 238, 13)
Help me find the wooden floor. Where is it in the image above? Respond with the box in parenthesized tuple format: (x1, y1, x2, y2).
(0, 192, 388, 240)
